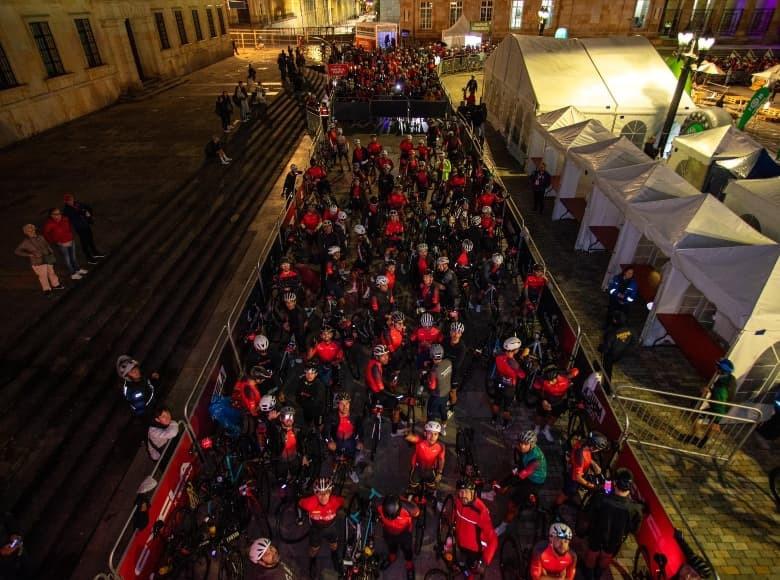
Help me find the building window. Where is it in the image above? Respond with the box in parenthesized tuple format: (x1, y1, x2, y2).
(206, 8, 217, 37)
(217, 6, 227, 35)
(174, 10, 189, 44)
(620, 120, 648, 148)
(540, 0, 554, 22)
(154, 12, 171, 49)
(29, 21, 65, 77)
(74, 18, 102, 68)
(192, 9, 204, 41)
(0, 43, 19, 89)
(480, 0, 493, 22)
(633, 0, 650, 28)
(510, 0, 524, 28)
(420, 1, 433, 29)
(449, 1, 462, 26)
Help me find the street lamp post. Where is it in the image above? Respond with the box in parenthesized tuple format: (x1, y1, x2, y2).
(537, 8, 550, 36)
(656, 31, 715, 157)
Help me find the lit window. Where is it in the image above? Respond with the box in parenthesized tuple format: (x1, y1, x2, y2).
(480, 0, 494, 23)
(29, 21, 65, 77)
(510, 0, 524, 29)
(420, 1, 433, 30)
(449, 1, 463, 26)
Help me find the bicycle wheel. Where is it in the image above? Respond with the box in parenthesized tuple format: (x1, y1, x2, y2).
(533, 508, 549, 543)
(217, 547, 244, 580)
(275, 499, 310, 543)
(437, 495, 455, 547)
(413, 500, 427, 554)
(770, 467, 780, 506)
(566, 409, 587, 444)
(500, 536, 526, 580)
(332, 460, 348, 497)
(632, 545, 655, 580)
(424, 570, 449, 580)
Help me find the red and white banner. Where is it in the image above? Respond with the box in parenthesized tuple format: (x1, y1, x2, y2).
(327, 63, 349, 79)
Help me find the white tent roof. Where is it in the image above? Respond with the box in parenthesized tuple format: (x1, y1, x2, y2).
(442, 14, 473, 37)
(626, 193, 775, 256)
(673, 245, 780, 331)
(723, 177, 780, 242)
(752, 64, 780, 82)
(569, 136, 649, 173)
(506, 36, 617, 115)
(671, 125, 764, 161)
(596, 161, 702, 209)
(547, 119, 615, 153)
(580, 37, 696, 116)
(533, 106, 588, 132)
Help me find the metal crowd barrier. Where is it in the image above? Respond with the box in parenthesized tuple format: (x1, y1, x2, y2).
(230, 28, 355, 49)
(613, 385, 763, 464)
(437, 53, 485, 76)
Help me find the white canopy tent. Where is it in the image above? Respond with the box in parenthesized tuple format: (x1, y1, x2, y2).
(541, 119, 614, 180)
(551, 136, 649, 220)
(751, 64, 780, 84)
(666, 125, 764, 191)
(524, 106, 588, 173)
(574, 162, 701, 251)
(722, 177, 780, 242)
(441, 15, 481, 48)
(483, 35, 695, 164)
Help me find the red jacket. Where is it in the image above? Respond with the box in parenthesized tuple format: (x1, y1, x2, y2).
(42, 217, 73, 245)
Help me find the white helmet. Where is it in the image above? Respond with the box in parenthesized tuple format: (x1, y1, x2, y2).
(503, 336, 522, 351)
(373, 344, 390, 357)
(354, 139, 361, 145)
(249, 537, 272, 564)
(253, 334, 269, 351)
(420, 313, 434, 328)
(376, 275, 389, 286)
(424, 420, 442, 433)
(337, 211, 347, 221)
(259, 394, 277, 412)
(417, 243, 428, 252)
(313, 477, 334, 493)
(549, 522, 573, 540)
(482, 206, 492, 214)
(353, 224, 366, 235)
(328, 246, 341, 256)
(436, 256, 449, 266)
(462, 239, 474, 252)
(116, 355, 139, 379)
(471, 215, 482, 226)
(491, 253, 504, 266)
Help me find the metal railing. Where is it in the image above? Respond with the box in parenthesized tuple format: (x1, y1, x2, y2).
(437, 53, 485, 76)
(613, 385, 763, 464)
(107, 421, 186, 577)
(230, 27, 355, 49)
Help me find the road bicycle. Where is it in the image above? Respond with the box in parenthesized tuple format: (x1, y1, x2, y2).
(342, 488, 384, 579)
(427, 493, 484, 579)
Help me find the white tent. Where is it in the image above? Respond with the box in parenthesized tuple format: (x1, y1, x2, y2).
(666, 125, 764, 191)
(551, 136, 649, 220)
(542, 119, 614, 179)
(441, 15, 481, 48)
(603, 193, 772, 290)
(574, 162, 701, 251)
(752, 64, 780, 84)
(483, 35, 695, 164)
(524, 106, 588, 173)
(722, 177, 780, 242)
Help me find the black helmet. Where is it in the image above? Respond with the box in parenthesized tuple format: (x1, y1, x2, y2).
(614, 468, 633, 492)
(382, 495, 401, 519)
(250, 365, 273, 381)
(456, 479, 476, 492)
(586, 431, 609, 452)
(544, 365, 559, 382)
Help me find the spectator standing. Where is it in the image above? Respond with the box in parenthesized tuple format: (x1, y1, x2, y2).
(147, 406, 179, 460)
(248, 62, 257, 81)
(15, 224, 63, 295)
(606, 266, 637, 325)
(583, 469, 643, 580)
(117, 355, 159, 416)
(62, 193, 104, 265)
(42, 207, 88, 280)
(232, 39, 239, 55)
(234, 81, 250, 122)
(529, 162, 551, 214)
(216, 91, 234, 132)
(277, 51, 288, 83)
(600, 312, 636, 380)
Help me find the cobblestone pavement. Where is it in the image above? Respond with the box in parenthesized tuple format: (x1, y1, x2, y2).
(478, 121, 780, 578)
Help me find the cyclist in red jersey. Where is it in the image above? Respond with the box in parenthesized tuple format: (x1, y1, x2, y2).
(534, 366, 576, 442)
(323, 203, 339, 224)
(383, 260, 398, 294)
(377, 150, 394, 173)
(529, 523, 576, 580)
(405, 420, 445, 493)
(491, 336, 527, 429)
(384, 210, 405, 249)
(367, 134, 382, 158)
(365, 344, 405, 436)
(380, 311, 407, 360)
(417, 137, 430, 162)
(299, 477, 344, 575)
(378, 494, 420, 580)
(387, 185, 409, 212)
(418, 269, 441, 314)
(307, 325, 344, 389)
(452, 479, 498, 573)
(555, 431, 608, 509)
(414, 243, 432, 285)
(523, 264, 548, 318)
(409, 312, 444, 369)
(399, 134, 414, 159)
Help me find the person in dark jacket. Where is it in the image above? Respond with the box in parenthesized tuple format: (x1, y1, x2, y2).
(584, 468, 643, 580)
(600, 311, 636, 380)
(292, 364, 328, 429)
(205, 135, 231, 166)
(282, 164, 301, 199)
(606, 266, 638, 325)
(216, 91, 234, 132)
(529, 162, 551, 214)
(62, 194, 104, 264)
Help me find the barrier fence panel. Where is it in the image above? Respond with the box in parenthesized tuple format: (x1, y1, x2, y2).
(613, 385, 762, 464)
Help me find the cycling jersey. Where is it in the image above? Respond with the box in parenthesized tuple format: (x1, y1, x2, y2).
(427, 360, 453, 398)
(419, 283, 441, 313)
(416, 255, 432, 278)
(232, 378, 261, 415)
(388, 192, 408, 210)
(306, 166, 327, 181)
(541, 375, 570, 402)
(322, 208, 339, 223)
(400, 139, 414, 157)
(417, 145, 430, 161)
(448, 175, 467, 191)
(367, 141, 382, 156)
(529, 541, 576, 580)
(335, 415, 358, 441)
(365, 358, 385, 393)
(309, 341, 344, 364)
(410, 326, 444, 353)
(455, 251, 470, 268)
(384, 220, 404, 239)
(454, 497, 498, 565)
(494, 354, 526, 386)
(515, 446, 547, 485)
(301, 211, 321, 233)
(481, 215, 496, 237)
(378, 505, 414, 535)
(569, 441, 593, 482)
(385, 270, 397, 292)
(411, 439, 445, 470)
(525, 274, 547, 295)
(299, 495, 344, 528)
(377, 157, 394, 172)
(380, 326, 405, 353)
(281, 428, 298, 460)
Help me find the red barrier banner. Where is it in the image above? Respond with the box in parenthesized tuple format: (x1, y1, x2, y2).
(327, 63, 349, 78)
(117, 431, 199, 579)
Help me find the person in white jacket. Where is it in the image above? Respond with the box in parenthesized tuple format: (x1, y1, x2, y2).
(147, 407, 179, 461)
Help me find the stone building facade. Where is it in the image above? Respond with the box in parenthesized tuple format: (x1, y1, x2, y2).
(0, 1, 232, 148)
(226, 0, 360, 28)
(395, 0, 779, 45)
